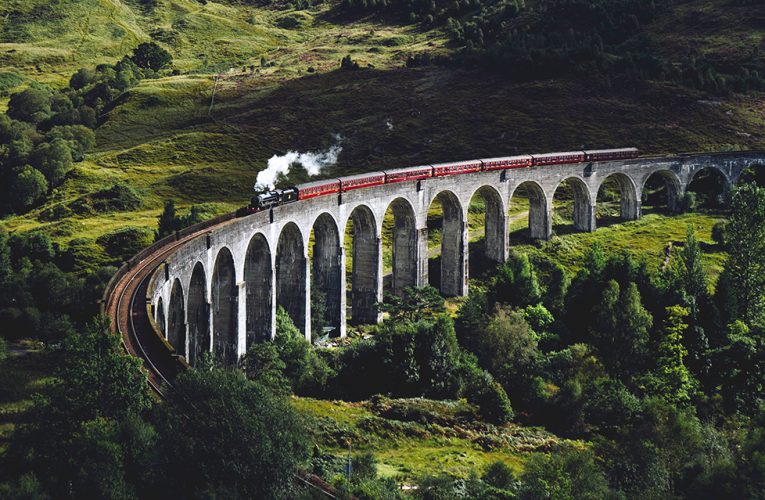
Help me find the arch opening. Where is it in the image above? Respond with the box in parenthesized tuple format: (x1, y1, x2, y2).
(155, 297, 166, 336)
(382, 198, 418, 296)
(467, 186, 505, 277)
(508, 181, 549, 242)
(427, 191, 466, 297)
(168, 279, 186, 358)
(277, 222, 308, 334)
(187, 263, 209, 367)
(310, 213, 342, 337)
(212, 247, 238, 366)
(595, 173, 639, 227)
(245, 233, 273, 347)
(739, 163, 765, 187)
(687, 167, 731, 210)
(344, 205, 380, 325)
(551, 177, 593, 235)
(641, 170, 682, 213)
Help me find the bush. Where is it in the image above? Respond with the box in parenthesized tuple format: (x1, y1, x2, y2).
(461, 358, 514, 424)
(70, 184, 143, 215)
(8, 166, 48, 212)
(341, 55, 360, 70)
(130, 42, 173, 71)
(712, 220, 728, 247)
(154, 366, 309, 499)
(7, 88, 52, 123)
(519, 448, 613, 499)
(31, 138, 73, 186)
(483, 460, 516, 490)
(96, 227, 154, 262)
(680, 191, 698, 212)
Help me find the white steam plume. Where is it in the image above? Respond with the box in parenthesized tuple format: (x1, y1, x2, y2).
(255, 136, 343, 190)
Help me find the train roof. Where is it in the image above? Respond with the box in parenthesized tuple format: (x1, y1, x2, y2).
(583, 147, 639, 154)
(383, 165, 433, 175)
(339, 171, 386, 182)
(295, 178, 341, 190)
(431, 159, 482, 168)
(480, 155, 533, 162)
(531, 151, 585, 159)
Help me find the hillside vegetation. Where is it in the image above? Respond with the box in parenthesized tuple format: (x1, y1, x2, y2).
(1, 0, 764, 247)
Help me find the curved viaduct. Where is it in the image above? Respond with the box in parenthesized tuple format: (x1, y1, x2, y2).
(105, 152, 765, 381)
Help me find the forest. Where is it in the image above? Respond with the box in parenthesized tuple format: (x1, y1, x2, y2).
(1, 0, 765, 497)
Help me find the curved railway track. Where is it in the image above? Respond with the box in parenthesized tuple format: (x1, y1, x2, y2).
(103, 223, 231, 395)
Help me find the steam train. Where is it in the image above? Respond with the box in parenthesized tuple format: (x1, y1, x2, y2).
(248, 147, 639, 212)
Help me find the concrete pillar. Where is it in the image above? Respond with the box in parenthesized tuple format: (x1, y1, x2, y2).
(350, 215, 380, 325)
(621, 196, 641, 220)
(269, 252, 277, 340)
(276, 223, 309, 338)
(212, 249, 237, 366)
(311, 215, 342, 337)
(245, 235, 273, 346)
(375, 235, 384, 323)
(303, 250, 311, 341)
(529, 199, 552, 240)
(485, 196, 508, 262)
(338, 246, 347, 338)
(667, 184, 681, 213)
(440, 199, 467, 297)
(574, 202, 597, 232)
(237, 281, 246, 359)
(391, 202, 418, 295)
(416, 226, 429, 287)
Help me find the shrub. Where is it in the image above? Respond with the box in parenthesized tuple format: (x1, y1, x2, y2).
(341, 55, 360, 70)
(680, 191, 698, 212)
(130, 42, 173, 72)
(9, 166, 48, 212)
(461, 359, 514, 424)
(70, 184, 143, 215)
(96, 227, 154, 262)
(7, 88, 52, 123)
(483, 460, 516, 490)
(712, 220, 728, 247)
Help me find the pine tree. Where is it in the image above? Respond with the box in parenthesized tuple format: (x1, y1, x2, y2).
(591, 280, 652, 377)
(155, 200, 178, 241)
(725, 184, 765, 325)
(650, 305, 695, 405)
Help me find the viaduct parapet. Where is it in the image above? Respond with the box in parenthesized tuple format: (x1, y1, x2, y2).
(138, 152, 764, 368)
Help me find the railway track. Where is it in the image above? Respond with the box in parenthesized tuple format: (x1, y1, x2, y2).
(103, 219, 235, 395)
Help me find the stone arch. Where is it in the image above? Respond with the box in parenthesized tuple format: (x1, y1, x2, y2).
(641, 169, 682, 212)
(687, 166, 732, 208)
(187, 262, 209, 367)
(346, 205, 380, 324)
(212, 247, 238, 366)
(245, 233, 272, 346)
(154, 297, 167, 337)
(167, 278, 186, 357)
(468, 185, 506, 263)
(277, 222, 308, 334)
(509, 181, 550, 241)
(428, 190, 466, 297)
(596, 173, 640, 222)
(311, 213, 342, 335)
(551, 177, 594, 233)
(738, 162, 765, 186)
(384, 197, 418, 295)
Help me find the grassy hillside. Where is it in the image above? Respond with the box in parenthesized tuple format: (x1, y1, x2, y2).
(1, 0, 764, 248)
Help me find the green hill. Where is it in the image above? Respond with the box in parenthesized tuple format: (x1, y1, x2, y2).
(1, 0, 764, 245)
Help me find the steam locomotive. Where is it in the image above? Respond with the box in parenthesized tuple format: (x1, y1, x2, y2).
(247, 147, 639, 212)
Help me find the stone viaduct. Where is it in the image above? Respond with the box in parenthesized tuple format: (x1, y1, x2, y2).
(145, 152, 764, 367)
